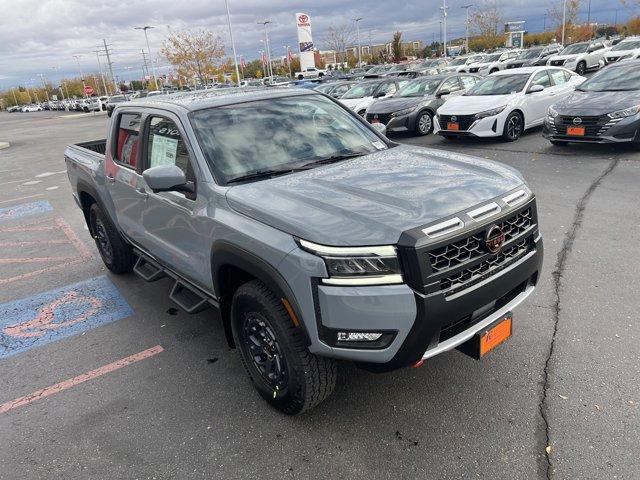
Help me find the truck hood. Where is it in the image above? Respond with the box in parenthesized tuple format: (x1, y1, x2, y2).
(438, 94, 515, 115)
(553, 90, 640, 116)
(225, 145, 525, 246)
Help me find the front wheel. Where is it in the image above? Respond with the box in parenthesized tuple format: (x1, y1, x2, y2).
(576, 61, 586, 76)
(88, 203, 135, 274)
(415, 111, 433, 136)
(231, 280, 337, 415)
(502, 111, 524, 142)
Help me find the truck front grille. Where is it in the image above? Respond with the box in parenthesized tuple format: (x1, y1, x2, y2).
(429, 208, 532, 273)
(439, 239, 529, 295)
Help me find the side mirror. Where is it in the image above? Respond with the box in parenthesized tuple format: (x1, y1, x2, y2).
(371, 122, 387, 136)
(528, 84, 545, 94)
(143, 165, 194, 194)
(374, 91, 387, 98)
(436, 89, 451, 98)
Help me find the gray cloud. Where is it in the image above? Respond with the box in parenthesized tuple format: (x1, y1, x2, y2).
(0, 0, 627, 88)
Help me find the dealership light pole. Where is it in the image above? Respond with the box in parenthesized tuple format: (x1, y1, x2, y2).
(441, 0, 448, 57)
(353, 17, 363, 67)
(461, 5, 472, 53)
(73, 54, 89, 98)
(224, 0, 241, 86)
(135, 26, 159, 89)
(258, 20, 274, 78)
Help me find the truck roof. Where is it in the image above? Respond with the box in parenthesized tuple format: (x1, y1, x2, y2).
(124, 87, 316, 112)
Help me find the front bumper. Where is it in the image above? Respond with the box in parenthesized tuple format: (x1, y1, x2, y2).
(307, 198, 543, 371)
(434, 112, 506, 138)
(543, 114, 640, 144)
(365, 111, 419, 133)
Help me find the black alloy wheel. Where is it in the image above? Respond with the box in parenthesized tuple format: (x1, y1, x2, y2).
(502, 112, 524, 142)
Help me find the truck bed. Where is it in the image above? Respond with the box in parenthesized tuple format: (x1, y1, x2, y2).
(75, 139, 107, 155)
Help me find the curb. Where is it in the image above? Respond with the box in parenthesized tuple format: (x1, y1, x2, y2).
(0, 142, 9, 150)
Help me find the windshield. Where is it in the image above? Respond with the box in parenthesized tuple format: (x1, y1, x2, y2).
(466, 74, 530, 95)
(342, 82, 379, 99)
(612, 40, 640, 51)
(519, 48, 544, 59)
(190, 95, 386, 183)
(482, 53, 502, 63)
(450, 57, 467, 66)
(396, 78, 441, 97)
(578, 65, 640, 92)
(561, 43, 589, 55)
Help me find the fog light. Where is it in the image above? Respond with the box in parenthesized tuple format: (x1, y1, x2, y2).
(336, 332, 383, 342)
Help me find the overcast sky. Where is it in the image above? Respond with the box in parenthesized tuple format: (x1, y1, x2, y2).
(0, 0, 628, 88)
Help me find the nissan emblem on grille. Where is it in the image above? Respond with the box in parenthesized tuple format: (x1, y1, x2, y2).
(573, 117, 582, 125)
(451, 115, 457, 121)
(485, 225, 505, 254)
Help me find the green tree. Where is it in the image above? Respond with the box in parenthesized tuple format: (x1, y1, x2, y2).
(161, 28, 225, 85)
(392, 31, 403, 62)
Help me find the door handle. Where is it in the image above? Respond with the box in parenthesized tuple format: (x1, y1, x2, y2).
(136, 187, 149, 200)
(106, 175, 115, 184)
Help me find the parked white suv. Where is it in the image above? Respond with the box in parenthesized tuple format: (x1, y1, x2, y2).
(467, 50, 521, 76)
(604, 37, 640, 63)
(441, 54, 486, 73)
(547, 41, 609, 75)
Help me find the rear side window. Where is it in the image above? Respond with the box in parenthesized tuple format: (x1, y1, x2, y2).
(460, 76, 478, 89)
(115, 113, 141, 169)
(531, 71, 552, 88)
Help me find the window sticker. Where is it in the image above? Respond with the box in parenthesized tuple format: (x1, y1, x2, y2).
(150, 135, 179, 167)
(372, 141, 386, 150)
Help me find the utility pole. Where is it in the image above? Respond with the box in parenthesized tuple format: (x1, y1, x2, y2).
(73, 55, 88, 99)
(224, 0, 241, 86)
(561, 0, 567, 45)
(461, 5, 473, 54)
(101, 40, 118, 92)
(259, 50, 266, 78)
(353, 17, 363, 67)
(439, 21, 443, 52)
(93, 50, 109, 96)
(587, 0, 592, 26)
(258, 21, 274, 78)
(441, 0, 448, 57)
(134, 27, 159, 89)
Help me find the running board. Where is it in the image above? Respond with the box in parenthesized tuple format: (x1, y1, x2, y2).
(170, 281, 210, 314)
(133, 256, 166, 282)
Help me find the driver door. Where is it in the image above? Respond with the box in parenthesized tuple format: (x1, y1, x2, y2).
(525, 70, 555, 124)
(136, 113, 213, 289)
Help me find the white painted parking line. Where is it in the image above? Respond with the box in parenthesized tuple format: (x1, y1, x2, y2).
(0, 194, 45, 205)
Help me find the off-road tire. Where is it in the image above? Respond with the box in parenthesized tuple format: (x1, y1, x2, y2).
(231, 279, 337, 415)
(88, 203, 135, 274)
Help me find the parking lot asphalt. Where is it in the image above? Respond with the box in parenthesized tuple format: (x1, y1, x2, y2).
(0, 110, 638, 480)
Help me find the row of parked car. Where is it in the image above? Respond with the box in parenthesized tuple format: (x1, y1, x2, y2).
(6, 97, 108, 113)
(315, 55, 639, 148)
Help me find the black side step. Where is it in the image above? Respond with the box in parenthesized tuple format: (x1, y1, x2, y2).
(133, 256, 166, 282)
(170, 281, 210, 314)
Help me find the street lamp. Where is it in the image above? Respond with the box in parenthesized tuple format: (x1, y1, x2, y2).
(353, 17, 363, 68)
(134, 26, 159, 89)
(224, 0, 241, 86)
(461, 5, 473, 54)
(73, 54, 89, 98)
(258, 20, 274, 78)
(561, 0, 567, 45)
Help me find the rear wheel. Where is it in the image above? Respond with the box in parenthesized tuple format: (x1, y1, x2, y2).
(502, 111, 524, 142)
(489, 68, 499, 74)
(415, 111, 433, 136)
(576, 61, 587, 76)
(88, 203, 135, 274)
(231, 280, 337, 415)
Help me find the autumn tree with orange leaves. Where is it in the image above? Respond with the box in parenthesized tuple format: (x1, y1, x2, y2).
(161, 29, 226, 85)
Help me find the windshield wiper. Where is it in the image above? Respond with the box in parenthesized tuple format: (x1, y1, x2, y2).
(226, 167, 307, 184)
(301, 151, 368, 168)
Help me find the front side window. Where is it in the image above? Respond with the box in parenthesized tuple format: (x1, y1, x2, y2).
(342, 83, 378, 99)
(146, 116, 196, 186)
(115, 112, 141, 168)
(190, 94, 387, 184)
(549, 69, 568, 85)
(530, 71, 552, 88)
(460, 76, 479, 89)
(440, 77, 461, 92)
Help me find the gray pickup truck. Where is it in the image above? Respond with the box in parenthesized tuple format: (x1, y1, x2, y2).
(65, 88, 543, 414)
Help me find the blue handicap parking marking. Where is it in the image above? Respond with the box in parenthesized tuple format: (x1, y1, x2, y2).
(0, 276, 133, 360)
(0, 200, 53, 223)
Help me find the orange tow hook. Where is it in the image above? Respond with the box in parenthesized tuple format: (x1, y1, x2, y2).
(411, 359, 425, 368)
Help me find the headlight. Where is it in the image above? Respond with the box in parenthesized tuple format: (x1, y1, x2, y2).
(607, 105, 640, 119)
(474, 106, 506, 120)
(548, 106, 559, 118)
(391, 106, 417, 117)
(299, 240, 402, 286)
